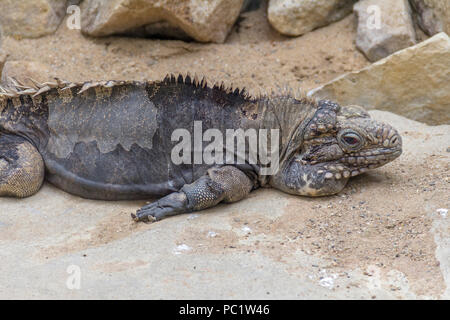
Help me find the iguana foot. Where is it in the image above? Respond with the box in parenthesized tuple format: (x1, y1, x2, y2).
(132, 192, 189, 222)
(132, 166, 254, 222)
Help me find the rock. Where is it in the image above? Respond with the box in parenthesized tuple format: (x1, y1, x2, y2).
(0, 0, 68, 38)
(0, 60, 54, 87)
(409, 0, 450, 36)
(354, 0, 416, 62)
(80, 0, 245, 43)
(309, 33, 450, 125)
(267, 0, 357, 36)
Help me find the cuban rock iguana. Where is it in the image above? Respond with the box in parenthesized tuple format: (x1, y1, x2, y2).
(0, 75, 402, 222)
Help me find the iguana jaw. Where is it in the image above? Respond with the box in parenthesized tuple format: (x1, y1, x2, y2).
(339, 145, 402, 176)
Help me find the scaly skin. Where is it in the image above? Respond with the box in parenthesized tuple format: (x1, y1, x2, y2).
(0, 74, 402, 222)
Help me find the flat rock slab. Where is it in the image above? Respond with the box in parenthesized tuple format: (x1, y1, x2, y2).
(0, 111, 448, 299)
(268, 0, 356, 36)
(310, 32, 450, 125)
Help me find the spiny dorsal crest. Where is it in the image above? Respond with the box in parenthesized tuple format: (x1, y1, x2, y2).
(0, 74, 319, 109)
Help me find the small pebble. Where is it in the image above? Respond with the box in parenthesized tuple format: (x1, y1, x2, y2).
(437, 208, 448, 218)
(207, 231, 218, 238)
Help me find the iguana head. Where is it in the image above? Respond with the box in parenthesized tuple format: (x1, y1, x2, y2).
(270, 100, 402, 196)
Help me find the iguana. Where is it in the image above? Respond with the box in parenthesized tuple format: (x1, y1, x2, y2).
(0, 74, 402, 222)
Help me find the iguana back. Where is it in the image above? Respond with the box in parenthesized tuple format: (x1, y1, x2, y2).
(0, 75, 262, 200)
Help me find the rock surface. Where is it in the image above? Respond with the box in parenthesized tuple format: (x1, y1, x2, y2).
(0, 60, 54, 87)
(80, 0, 244, 43)
(0, 0, 68, 38)
(0, 110, 448, 299)
(267, 0, 357, 36)
(354, 0, 416, 62)
(409, 0, 450, 35)
(310, 33, 450, 125)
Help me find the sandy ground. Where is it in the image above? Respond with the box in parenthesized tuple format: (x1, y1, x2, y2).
(0, 3, 449, 299)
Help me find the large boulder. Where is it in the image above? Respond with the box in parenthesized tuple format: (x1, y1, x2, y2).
(354, 0, 416, 62)
(267, 0, 357, 36)
(80, 0, 244, 43)
(0, 0, 68, 38)
(409, 0, 450, 36)
(309, 33, 450, 125)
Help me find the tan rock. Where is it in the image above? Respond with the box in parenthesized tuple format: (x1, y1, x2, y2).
(354, 0, 416, 62)
(1, 60, 54, 87)
(0, 0, 68, 38)
(309, 33, 450, 125)
(267, 0, 357, 36)
(409, 0, 450, 35)
(80, 0, 244, 43)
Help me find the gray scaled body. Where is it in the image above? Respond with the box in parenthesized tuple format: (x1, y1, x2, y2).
(0, 75, 402, 221)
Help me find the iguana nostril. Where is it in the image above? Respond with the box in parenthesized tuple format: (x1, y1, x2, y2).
(389, 135, 400, 147)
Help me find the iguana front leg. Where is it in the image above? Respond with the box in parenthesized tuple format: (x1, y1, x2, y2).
(132, 166, 254, 222)
(0, 134, 44, 198)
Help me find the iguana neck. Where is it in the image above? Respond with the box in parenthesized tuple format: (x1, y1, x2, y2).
(258, 95, 318, 165)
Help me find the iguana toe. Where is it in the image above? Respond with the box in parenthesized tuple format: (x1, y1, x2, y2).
(134, 192, 190, 222)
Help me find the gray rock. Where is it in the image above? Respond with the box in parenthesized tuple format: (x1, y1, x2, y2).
(267, 0, 357, 36)
(409, 0, 450, 35)
(354, 0, 416, 62)
(309, 33, 450, 125)
(80, 0, 245, 43)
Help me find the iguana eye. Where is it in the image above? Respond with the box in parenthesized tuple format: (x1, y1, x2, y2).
(339, 132, 362, 149)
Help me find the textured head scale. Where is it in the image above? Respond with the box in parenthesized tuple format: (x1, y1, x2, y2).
(270, 100, 402, 197)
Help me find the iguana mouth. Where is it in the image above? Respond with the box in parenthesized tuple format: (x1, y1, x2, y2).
(339, 147, 402, 176)
(310, 147, 402, 181)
